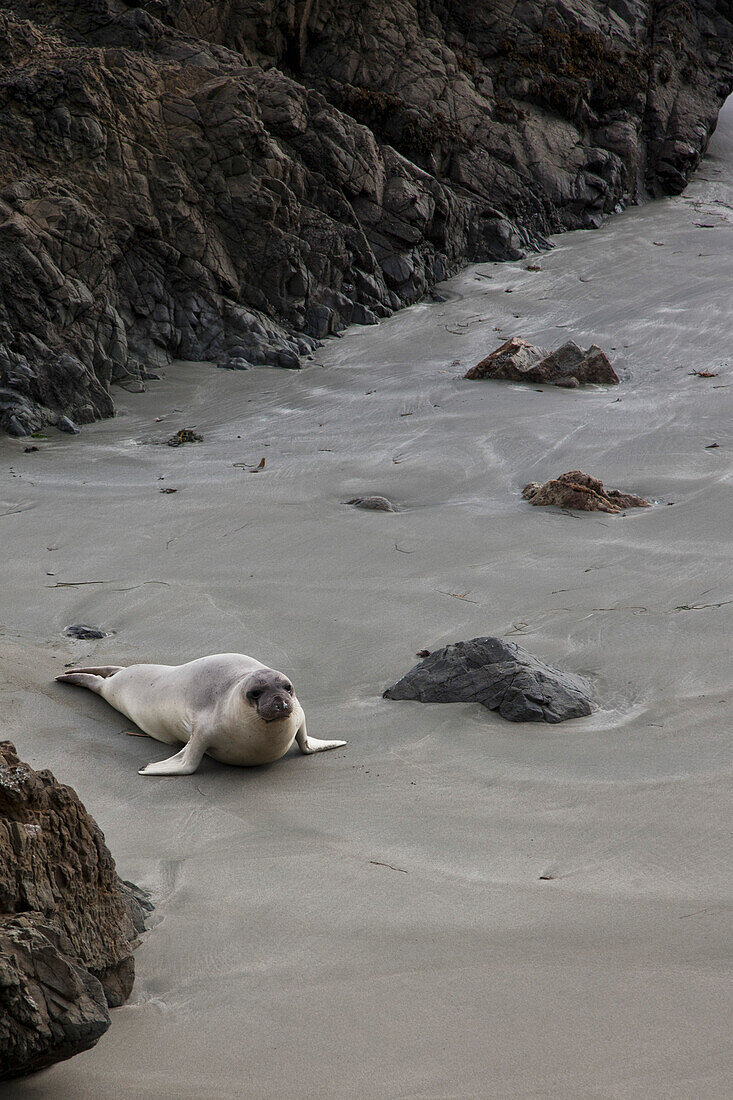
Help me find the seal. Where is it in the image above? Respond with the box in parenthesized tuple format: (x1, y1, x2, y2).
(55, 653, 346, 776)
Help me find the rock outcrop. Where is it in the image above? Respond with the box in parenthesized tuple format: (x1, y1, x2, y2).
(0, 1, 732, 434)
(465, 337, 619, 387)
(0, 742, 150, 1080)
(384, 637, 593, 723)
(522, 470, 650, 512)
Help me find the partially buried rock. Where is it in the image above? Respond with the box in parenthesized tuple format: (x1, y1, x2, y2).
(166, 428, 203, 446)
(384, 638, 592, 723)
(218, 358, 250, 371)
(65, 625, 110, 640)
(0, 742, 151, 1080)
(522, 471, 650, 513)
(345, 496, 399, 512)
(465, 337, 619, 387)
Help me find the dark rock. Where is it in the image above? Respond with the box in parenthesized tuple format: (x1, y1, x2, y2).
(351, 304, 379, 326)
(345, 496, 399, 512)
(64, 625, 110, 640)
(56, 417, 80, 435)
(0, 2, 730, 433)
(522, 470, 650, 512)
(0, 742, 150, 1080)
(384, 638, 593, 723)
(466, 338, 619, 386)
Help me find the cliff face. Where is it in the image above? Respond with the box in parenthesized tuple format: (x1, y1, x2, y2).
(0, 1, 731, 434)
(0, 741, 150, 1079)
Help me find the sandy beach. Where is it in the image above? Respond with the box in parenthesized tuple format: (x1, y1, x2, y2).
(2, 100, 732, 1098)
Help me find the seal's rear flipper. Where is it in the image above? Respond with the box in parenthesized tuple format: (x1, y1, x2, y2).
(56, 666, 123, 692)
(295, 722, 347, 755)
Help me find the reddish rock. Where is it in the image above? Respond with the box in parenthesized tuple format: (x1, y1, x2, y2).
(522, 470, 650, 513)
(465, 337, 545, 380)
(466, 339, 619, 386)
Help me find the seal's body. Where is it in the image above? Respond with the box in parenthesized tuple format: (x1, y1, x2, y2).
(56, 653, 345, 776)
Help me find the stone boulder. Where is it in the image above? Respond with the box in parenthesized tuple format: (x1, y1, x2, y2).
(384, 638, 593, 723)
(465, 338, 619, 386)
(0, 742, 151, 1081)
(522, 470, 650, 513)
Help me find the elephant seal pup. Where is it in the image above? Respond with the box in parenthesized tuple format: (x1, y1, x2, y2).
(56, 653, 346, 776)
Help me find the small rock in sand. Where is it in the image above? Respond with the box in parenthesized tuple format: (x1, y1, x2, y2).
(345, 496, 399, 512)
(522, 470, 650, 513)
(465, 337, 619, 387)
(65, 625, 110, 640)
(218, 358, 250, 371)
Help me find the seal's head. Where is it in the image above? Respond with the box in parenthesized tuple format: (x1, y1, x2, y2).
(244, 669, 295, 722)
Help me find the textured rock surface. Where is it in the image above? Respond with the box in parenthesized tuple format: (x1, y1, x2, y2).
(384, 637, 593, 723)
(345, 495, 398, 511)
(466, 337, 619, 386)
(0, 2, 732, 433)
(522, 470, 650, 512)
(0, 741, 150, 1080)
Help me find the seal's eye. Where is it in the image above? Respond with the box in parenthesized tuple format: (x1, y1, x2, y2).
(284, 683, 293, 694)
(247, 688, 262, 701)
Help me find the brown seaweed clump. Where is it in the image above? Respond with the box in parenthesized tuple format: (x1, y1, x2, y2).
(166, 428, 203, 447)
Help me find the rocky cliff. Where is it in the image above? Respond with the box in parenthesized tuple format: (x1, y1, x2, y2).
(0, 741, 150, 1079)
(0, 1, 731, 434)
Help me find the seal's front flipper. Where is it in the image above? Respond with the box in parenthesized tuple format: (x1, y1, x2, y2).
(295, 722, 346, 756)
(139, 731, 209, 776)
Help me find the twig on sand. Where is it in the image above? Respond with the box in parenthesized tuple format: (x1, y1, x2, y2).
(394, 543, 414, 554)
(370, 860, 408, 874)
(592, 605, 648, 613)
(46, 580, 112, 587)
(221, 523, 252, 538)
(435, 589, 478, 604)
(46, 579, 171, 590)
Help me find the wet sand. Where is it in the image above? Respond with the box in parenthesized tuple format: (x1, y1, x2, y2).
(2, 105, 732, 1098)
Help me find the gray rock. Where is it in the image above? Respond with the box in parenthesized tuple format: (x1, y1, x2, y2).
(56, 416, 81, 434)
(383, 637, 593, 723)
(217, 358, 250, 371)
(345, 496, 399, 512)
(64, 625, 109, 640)
(351, 304, 379, 326)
